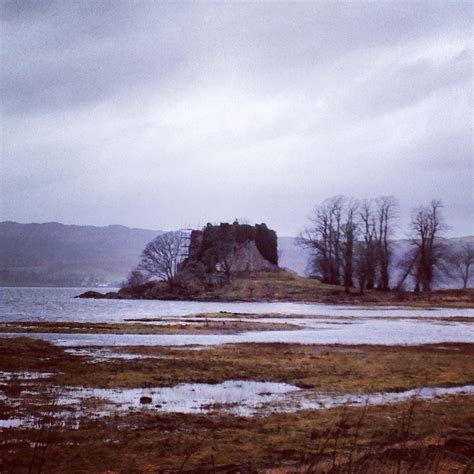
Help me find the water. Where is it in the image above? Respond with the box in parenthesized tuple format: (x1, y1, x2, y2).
(0, 287, 473, 346)
(56, 383, 474, 416)
(3, 318, 472, 346)
(3, 378, 473, 419)
(60, 380, 299, 417)
(1, 287, 473, 323)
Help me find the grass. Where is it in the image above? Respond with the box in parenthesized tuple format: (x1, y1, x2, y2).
(2, 394, 473, 472)
(0, 319, 299, 335)
(1, 338, 472, 393)
(121, 270, 474, 307)
(1, 338, 472, 472)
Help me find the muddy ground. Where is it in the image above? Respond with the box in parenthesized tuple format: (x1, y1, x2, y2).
(0, 337, 473, 472)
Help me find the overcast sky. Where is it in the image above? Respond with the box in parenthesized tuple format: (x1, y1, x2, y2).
(1, 0, 473, 237)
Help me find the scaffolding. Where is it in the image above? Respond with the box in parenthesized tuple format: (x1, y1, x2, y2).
(178, 228, 193, 262)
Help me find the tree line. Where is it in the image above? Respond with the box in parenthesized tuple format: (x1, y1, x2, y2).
(298, 196, 472, 293)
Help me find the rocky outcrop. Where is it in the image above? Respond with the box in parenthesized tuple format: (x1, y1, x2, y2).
(222, 240, 278, 273)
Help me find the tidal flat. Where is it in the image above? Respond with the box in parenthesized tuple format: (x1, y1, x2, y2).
(0, 303, 473, 472)
(0, 319, 300, 335)
(1, 335, 473, 472)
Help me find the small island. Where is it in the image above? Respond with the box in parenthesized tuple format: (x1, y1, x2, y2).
(78, 220, 474, 307)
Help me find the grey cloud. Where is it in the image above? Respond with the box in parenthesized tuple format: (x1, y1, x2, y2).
(1, 1, 473, 237)
(347, 47, 473, 119)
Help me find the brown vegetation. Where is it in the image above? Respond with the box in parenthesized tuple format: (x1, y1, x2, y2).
(2, 390, 473, 472)
(1, 338, 473, 471)
(105, 270, 474, 306)
(1, 338, 472, 393)
(0, 319, 298, 335)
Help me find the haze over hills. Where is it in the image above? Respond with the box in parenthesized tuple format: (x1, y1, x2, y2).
(0, 221, 472, 288)
(0, 222, 162, 287)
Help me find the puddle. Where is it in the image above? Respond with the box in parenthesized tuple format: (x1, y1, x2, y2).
(2, 381, 473, 422)
(58, 380, 298, 417)
(49, 383, 474, 417)
(71, 383, 474, 416)
(0, 418, 25, 428)
(290, 384, 474, 411)
(0, 371, 56, 381)
(64, 348, 166, 362)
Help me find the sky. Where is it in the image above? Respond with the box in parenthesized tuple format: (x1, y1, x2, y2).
(1, 0, 473, 237)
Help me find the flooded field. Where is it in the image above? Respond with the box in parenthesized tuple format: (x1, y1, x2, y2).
(2, 316, 473, 346)
(2, 367, 472, 422)
(1, 288, 473, 471)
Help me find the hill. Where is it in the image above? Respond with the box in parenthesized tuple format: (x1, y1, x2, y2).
(0, 222, 162, 287)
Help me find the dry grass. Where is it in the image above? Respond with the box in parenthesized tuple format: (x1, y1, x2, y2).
(137, 270, 474, 307)
(0, 338, 472, 393)
(0, 319, 299, 335)
(1, 338, 473, 472)
(2, 394, 473, 472)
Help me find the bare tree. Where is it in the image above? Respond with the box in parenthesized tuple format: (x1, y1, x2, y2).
(408, 200, 448, 292)
(138, 231, 188, 283)
(374, 196, 399, 291)
(358, 199, 377, 291)
(298, 196, 347, 285)
(446, 242, 474, 289)
(298, 196, 360, 291)
(123, 267, 148, 289)
(354, 241, 366, 294)
(341, 200, 358, 292)
(221, 258, 233, 282)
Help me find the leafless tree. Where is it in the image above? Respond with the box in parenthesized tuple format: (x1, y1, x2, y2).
(298, 196, 360, 291)
(405, 200, 448, 292)
(341, 200, 358, 292)
(446, 242, 474, 289)
(138, 231, 188, 283)
(298, 196, 347, 285)
(123, 267, 148, 289)
(354, 240, 369, 294)
(221, 258, 233, 282)
(374, 196, 399, 291)
(358, 199, 377, 291)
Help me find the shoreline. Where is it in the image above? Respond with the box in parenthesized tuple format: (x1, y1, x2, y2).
(76, 290, 474, 309)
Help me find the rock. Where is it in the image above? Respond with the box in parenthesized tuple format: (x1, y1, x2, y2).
(76, 291, 106, 299)
(104, 292, 120, 299)
(140, 396, 152, 404)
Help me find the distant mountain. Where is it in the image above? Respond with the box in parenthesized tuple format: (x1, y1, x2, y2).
(0, 222, 162, 287)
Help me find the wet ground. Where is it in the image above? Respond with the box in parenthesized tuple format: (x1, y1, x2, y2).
(1, 289, 473, 471)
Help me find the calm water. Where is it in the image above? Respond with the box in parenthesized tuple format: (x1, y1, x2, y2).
(1, 287, 473, 346)
(1, 287, 473, 323)
(2, 370, 473, 418)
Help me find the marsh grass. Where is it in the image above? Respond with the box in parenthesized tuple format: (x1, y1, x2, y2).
(0, 339, 473, 393)
(1, 338, 472, 472)
(1, 392, 473, 472)
(0, 320, 299, 335)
